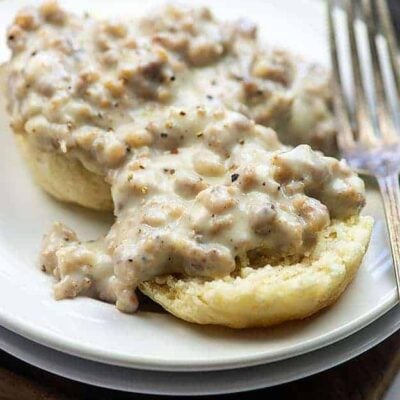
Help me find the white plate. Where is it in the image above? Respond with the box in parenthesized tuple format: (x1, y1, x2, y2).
(0, 0, 396, 372)
(1, 306, 399, 395)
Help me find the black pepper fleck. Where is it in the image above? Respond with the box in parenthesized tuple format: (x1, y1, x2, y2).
(170, 76, 176, 81)
(179, 111, 186, 116)
(8, 35, 14, 41)
(128, 259, 133, 262)
(206, 94, 213, 100)
(231, 173, 240, 182)
(160, 132, 168, 138)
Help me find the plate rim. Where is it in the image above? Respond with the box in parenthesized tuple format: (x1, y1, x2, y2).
(0, 0, 397, 373)
(0, 305, 399, 395)
(0, 289, 396, 371)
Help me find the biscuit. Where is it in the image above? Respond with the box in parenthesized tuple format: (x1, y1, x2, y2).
(140, 216, 373, 328)
(15, 134, 113, 211)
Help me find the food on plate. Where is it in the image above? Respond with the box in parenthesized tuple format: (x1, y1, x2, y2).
(6, 1, 336, 211)
(141, 217, 372, 328)
(5, 1, 373, 328)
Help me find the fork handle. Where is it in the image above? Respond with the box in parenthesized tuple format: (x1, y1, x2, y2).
(378, 174, 400, 300)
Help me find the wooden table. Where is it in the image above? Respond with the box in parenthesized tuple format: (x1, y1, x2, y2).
(0, 329, 399, 400)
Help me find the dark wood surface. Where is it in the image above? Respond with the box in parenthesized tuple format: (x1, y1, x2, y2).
(0, 329, 400, 400)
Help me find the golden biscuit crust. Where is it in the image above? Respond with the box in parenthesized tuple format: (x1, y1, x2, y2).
(140, 216, 373, 328)
(16, 135, 113, 211)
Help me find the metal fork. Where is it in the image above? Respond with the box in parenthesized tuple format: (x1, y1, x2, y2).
(328, 0, 400, 298)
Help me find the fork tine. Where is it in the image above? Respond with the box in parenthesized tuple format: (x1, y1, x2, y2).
(376, 0, 400, 97)
(327, 0, 355, 150)
(346, 0, 377, 145)
(362, 0, 397, 142)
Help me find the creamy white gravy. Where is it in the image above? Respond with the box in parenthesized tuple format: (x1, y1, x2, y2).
(6, 1, 365, 312)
